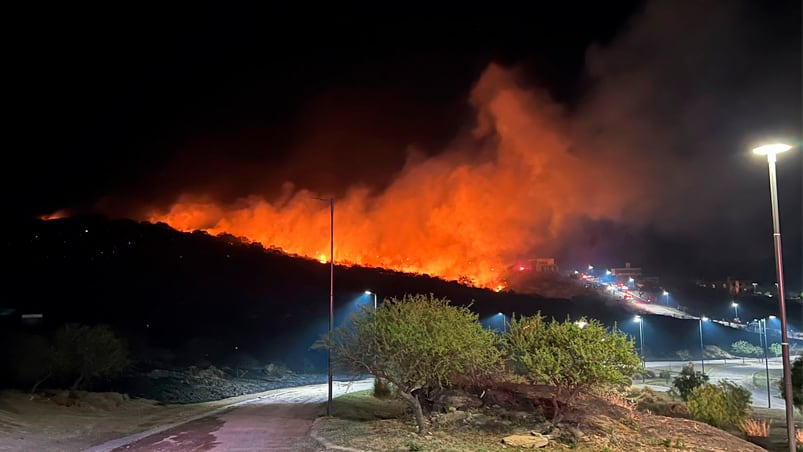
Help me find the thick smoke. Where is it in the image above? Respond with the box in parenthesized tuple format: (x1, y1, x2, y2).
(141, 0, 800, 286)
(151, 65, 639, 287)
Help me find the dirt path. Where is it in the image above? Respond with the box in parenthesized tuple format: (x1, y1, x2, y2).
(90, 380, 373, 452)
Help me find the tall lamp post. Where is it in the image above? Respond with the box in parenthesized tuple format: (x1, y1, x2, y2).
(663, 290, 670, 306)
(634, 315, 645, 381)
(731, 302, 739, 322)
(364, 290, 377, 310)
(753, 142, 796, 451)
(315, 196, 335, 416)
(497, 312, 506, 332)
(698, 316, 708, 375)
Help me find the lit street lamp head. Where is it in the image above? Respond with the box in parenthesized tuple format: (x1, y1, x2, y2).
(753, 143, 792, 162)
(634, 315, 642, 323)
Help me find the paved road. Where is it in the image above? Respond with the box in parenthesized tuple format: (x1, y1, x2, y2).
(644, 359, 787, 409)
(89, 379, 373, 452)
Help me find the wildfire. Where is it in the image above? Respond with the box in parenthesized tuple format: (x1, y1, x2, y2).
(143, 65, 638, 289)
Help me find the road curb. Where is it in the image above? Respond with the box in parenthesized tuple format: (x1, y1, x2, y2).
(310, 416, 367, 452)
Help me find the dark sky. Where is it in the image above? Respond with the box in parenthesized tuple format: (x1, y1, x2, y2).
(7, 1, 803, 288)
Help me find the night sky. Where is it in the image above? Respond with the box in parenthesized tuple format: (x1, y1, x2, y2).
(7, 1, 803, 288)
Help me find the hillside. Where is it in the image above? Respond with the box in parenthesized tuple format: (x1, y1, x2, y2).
(1, 216, 625, 374)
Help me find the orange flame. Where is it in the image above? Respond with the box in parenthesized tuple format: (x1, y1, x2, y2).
(146, 65, 640, 289)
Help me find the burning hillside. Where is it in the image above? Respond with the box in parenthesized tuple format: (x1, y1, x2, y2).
(145, 66, 640, 289)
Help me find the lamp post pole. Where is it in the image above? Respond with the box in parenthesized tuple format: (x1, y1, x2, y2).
(753, 143, 795, 451)
(698, 317, 707, 375)
(761, 318, 771, 408)
(731, 302, 739, 321)
(315, 196, 335, 417)
(365, 291, 377, 310)
(635, 315, 645, 382)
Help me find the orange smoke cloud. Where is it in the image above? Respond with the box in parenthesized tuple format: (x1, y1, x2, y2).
(148, 65, 639, 288)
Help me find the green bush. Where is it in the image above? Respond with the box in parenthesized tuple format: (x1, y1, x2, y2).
(778, 354, 802, 414)
(503, 315, 641, 423)
(330, 294, 501, 435)
(687, 381, 751, 429)
(731, 340, 762, 358)
(671, 363, 708, 401)
(659, 370, 671, 384)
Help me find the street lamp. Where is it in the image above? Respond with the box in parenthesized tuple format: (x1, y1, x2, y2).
(663, 290, 669, 306)
(364, 290, 377, 310)
(314, 196, 335, 416)
(698, 316, 709, 375)
(634, 315, 645, 380)
(574, 320, 588, 329)
(731, 302, 739, 321)
(497, 312, 506, 332)
(753, 142, 796, 451)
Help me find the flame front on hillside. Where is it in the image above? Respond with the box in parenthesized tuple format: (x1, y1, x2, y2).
(147, 65, 640, 289)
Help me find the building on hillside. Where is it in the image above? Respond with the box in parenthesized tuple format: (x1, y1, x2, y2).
(530, 258, 559, 273)
(611, 262, 642, 280)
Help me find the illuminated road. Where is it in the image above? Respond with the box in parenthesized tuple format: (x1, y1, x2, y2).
(644, 359, 788, 410)
(87, 379, 373, 452)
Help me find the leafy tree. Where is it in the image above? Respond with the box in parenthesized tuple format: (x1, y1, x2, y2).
(503, 315, 641, 422)
(731, 340, 762, 358)
(671, 363, 709, 401)
(687, 381, 751, 429)
(769, 343, 782, 358)
(778, 354, 802, 414)
(52, 324, 129, 390)
(329, 294, 500, 435)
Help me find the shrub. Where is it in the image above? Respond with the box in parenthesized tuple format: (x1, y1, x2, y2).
(687, 381, 751, 429)
(52, 323, 129, 390)
(769, 343, 782, 357)
(778, 354, 802, 415)
(671, 363, 708, 401)
(659, 370, 671, 383)
(330, 294, 501, 435)
(731, 340, 762, 358)
(503, 315, 641, 423)
(740, 418, 770, 437)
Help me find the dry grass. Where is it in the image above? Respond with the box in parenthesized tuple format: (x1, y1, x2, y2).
(740, 418, 770, 437)
(598, 390, 638, 423)
(797, 428, 803, 444)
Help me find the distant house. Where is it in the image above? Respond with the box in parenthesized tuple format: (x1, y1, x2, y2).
(530, 258, 559, 273)
(611, 262, 642, 280)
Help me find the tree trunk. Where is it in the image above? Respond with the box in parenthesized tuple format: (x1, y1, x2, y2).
(30, 372, 52, 394)
(550, 393, 562, 424)
(71, 373, 84, 391)
(399, 390, 428, 435)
